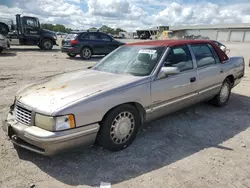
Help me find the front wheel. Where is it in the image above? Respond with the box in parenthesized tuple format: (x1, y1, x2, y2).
(80, 47, 92, 59)
(67, 53, 77, 57)
(97, 104, 140, 151)
(212, 78, 232, 107)
(41, 39, 53, 50)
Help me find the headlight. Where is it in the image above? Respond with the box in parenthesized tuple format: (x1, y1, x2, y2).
(35, 114, 75, 131)
(53, 35, 57, 40)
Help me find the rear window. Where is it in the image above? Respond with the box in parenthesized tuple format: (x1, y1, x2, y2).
(65, 34, 78, 40)
(191, 44, 216, 67)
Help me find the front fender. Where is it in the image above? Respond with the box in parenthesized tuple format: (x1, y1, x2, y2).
(53, 81, 151, 127)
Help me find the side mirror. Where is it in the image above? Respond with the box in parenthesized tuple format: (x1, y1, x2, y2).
(157, 67, 180, 80)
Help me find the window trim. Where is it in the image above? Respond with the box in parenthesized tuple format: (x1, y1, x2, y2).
(190, 43, 217, 68)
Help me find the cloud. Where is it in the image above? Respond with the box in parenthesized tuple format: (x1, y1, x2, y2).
(0, 0, 250, 31)
(88, 0, 130, 17)
(153, 2, 250, 26)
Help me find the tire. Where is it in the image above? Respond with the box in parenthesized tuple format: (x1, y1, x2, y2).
(38, 44, 44, 50)
(67, 53, 77, 58)
(0, 48, 3, 54)
(41, 39, 53, 50)
(0, 23, 9, 36)
(212, 78, 232, 107)
(97, 104, 141, 151)
(80, 47, 92, 59)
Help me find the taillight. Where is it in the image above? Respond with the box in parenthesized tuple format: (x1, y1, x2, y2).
(70, 39, 78, 45)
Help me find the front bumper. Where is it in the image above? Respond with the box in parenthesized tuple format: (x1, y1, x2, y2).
(2, 111, 100, 156)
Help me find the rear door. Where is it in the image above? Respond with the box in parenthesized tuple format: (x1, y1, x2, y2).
(190, 44, 225, 101)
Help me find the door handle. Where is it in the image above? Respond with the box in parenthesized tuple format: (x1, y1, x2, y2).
(220, 69, 224, 73)
(190, 77, 196, 82)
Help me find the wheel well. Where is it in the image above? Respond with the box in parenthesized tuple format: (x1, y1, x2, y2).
(225, 75, 234, 87)
(101, 102, 146, 125)
(41, 38, 56, 45)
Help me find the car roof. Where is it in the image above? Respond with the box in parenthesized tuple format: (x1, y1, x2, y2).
(126, 39, 229, 62)
(70, 31, 105, 35)
(126, 39, 219, 47)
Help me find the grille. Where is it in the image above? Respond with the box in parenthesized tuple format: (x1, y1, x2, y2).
(15, 104, 32, 125)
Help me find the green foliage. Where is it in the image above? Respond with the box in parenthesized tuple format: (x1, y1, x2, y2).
(41, 23, 72, 33)
(40, 23, 126, 35)
(98, 25, 126, 35)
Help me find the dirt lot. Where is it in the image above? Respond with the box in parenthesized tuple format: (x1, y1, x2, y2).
(0, 42, 250, 188)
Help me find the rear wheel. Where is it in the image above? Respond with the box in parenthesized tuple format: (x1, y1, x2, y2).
(41, 39, 53, 50)
(0, 23, 9, 36)
(80, 47, 92, 59)
(212, 78, 232, 107)
(67, 53, 77, 58)
(97, 104, 140, 151)
(0, 48, 3, 54)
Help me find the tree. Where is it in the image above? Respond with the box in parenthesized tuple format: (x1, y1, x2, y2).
(41, 23, 72, 33)
(98, 25, 126, 35)
(115, 28, 125, 34)
(88, 27, 98, 30)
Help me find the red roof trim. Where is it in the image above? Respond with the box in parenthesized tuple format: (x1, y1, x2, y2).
(125, 40, 229, 62)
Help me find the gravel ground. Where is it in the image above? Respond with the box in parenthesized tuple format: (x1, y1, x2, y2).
(0, 42, 250, 188)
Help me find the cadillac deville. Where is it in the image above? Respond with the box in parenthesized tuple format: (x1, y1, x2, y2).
(2, 40, 245, 155)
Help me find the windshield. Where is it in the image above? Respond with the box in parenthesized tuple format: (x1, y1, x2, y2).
(93, 46, 165, 76)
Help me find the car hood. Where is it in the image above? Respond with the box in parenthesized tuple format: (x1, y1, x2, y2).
(16, 70, 141, 115)
(41, 29, 56, 36)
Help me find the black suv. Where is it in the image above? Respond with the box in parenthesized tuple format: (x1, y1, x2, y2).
(61, 31, 124, 59)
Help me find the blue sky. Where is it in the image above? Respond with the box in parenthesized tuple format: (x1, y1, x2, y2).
(0, 0, 250, 31)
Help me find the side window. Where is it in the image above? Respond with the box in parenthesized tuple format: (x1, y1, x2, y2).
(87, 33, 99, 40)
(164, 45, 193, 72)
(207, 44, 221, 64)
(191, 44, 216, 67)
(99, 33, 111, 41)
(26, 19, 37, 27)
(81, 33, 89, 39)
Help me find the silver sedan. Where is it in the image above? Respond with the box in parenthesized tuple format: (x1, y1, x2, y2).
(2, 40, 244, 155)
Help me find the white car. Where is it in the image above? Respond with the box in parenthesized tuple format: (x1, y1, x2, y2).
(0, 34, 9, 53)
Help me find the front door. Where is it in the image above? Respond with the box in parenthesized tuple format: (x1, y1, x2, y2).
(190, 44, 225, 101)
(22, 17, 40, 42)
(149, 45, 199, 120)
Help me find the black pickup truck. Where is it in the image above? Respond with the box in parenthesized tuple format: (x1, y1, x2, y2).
(0, 14, 57, 50)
